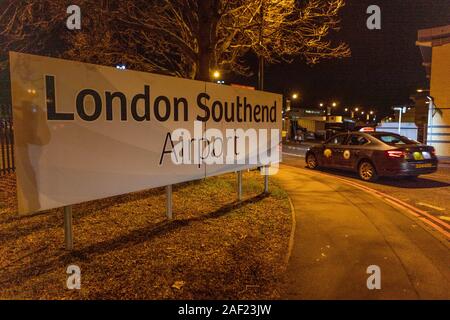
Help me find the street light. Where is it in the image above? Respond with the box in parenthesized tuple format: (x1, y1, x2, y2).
(324, 102, 338, 116)
(350, 107, 359, 119)
(393, 106, 407, 134)
(319, 103, 324, 107)
(427, 96, 435, 143)
(292, 93, 299, 100)
(213, 70, 221, 79)
(365, 110, 375, 122)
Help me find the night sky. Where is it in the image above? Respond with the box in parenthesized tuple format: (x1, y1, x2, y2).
(234, 0, 450, 118)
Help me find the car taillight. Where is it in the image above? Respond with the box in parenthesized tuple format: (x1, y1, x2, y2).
(430, 147, 436, 156)
(386, 150, 405, 158)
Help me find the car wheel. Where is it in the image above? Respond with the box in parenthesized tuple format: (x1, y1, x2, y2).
(306, 153, 318, 169)
(358, 160, 378, 182)
(405, 175, 419, 180)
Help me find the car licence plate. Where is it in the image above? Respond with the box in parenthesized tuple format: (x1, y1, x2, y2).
(415, 163, 433, 168)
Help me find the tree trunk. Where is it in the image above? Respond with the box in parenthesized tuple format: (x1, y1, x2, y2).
(197, 49, 211, 81)
(195, 0, 219, 81)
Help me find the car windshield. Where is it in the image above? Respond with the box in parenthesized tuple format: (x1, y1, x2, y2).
(372, 133, 418, 145)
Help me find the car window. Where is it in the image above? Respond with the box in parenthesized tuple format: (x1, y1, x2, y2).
(372, 133, 417, 145)
(348, 135, 370, 146)
(326, 134, 347, 145)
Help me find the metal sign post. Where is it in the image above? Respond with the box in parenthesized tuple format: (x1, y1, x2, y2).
(63, 205, 73, 251)
(237, 171, 243, 201)
(264, 166, 269, 193)
(166, 185, 173, 219)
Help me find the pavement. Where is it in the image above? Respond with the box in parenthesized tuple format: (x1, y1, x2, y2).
(275, 163, 450, 299)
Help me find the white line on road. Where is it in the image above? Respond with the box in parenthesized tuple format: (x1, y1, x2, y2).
(416, 202, 446, 211)
(282, 152, 305, 158)
(285, 147, 307, 151)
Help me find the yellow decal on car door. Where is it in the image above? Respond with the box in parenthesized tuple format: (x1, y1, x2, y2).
(343, 150, 351, 160)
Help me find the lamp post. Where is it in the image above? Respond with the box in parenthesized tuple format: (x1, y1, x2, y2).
(426, 96, 435, 144)
(325, 102, 337, 117)
(328, 102, 337, 116)
(393, 106, 406, 134)
(288, 92, 299, 110)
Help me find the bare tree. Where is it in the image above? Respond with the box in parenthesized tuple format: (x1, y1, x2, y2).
(0, 0, 350, 81)
(0, 0, 69, 68)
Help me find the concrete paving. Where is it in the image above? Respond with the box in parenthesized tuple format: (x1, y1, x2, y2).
(276, 164, 450, 299)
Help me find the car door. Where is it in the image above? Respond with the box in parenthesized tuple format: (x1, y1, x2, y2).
(341, 134, 371, 169)
(323, 134, 348, 168)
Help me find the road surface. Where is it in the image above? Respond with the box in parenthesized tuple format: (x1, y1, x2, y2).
(276, 154, 450, 299)
(282, 143, 450, 223)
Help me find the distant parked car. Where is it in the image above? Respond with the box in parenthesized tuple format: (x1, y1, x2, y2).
(305, 132, 438, 181)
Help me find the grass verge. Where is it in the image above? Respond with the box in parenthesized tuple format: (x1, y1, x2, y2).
(0, 170, 291, 299)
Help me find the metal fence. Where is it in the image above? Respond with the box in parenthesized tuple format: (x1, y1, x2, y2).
(0, 105, 14, 175)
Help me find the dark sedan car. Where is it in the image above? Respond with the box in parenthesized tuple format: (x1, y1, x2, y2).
(305, 131, 438, 181)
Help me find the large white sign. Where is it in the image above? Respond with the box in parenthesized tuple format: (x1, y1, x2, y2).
(9, 52, 282, 214)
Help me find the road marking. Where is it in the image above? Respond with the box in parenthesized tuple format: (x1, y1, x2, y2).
(335, 177, 450, 232)
(416, 202, 445, 211)
(383, 198, 420, 217)
(281, 164, 450, 240)
(282, 152, 304, 158)
(419, 217, 450, 239)
(428, 173, 450, 179)
(439, 216, 450, 222)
